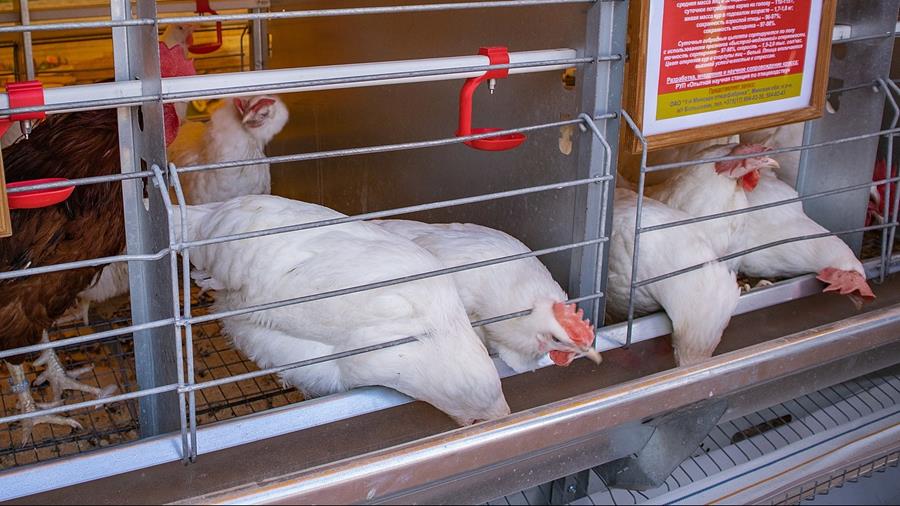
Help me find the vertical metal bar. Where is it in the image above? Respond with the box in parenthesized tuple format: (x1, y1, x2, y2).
(150, 164, 191, 462)
(621, 111, 648, 347)
(251, 8, 266, 71)
(123, 0, 182, 438)
(168, 166, 199, 461)
(876, 79, 898, 282)
(18, 0, 33, 80)
(883, 79, 900, 266)
(568, 0, 626, 324)
(579, 113, 613, 321)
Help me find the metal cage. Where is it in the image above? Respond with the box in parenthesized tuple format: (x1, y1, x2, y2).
(0, 0, 899, 503)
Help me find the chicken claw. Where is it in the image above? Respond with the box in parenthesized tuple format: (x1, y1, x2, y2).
(33, 332, 117, 404)
(7, 362, 82, 447)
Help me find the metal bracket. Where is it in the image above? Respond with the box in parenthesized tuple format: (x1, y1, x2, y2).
(594, 398, 728, 491)
(549, 469, 591, 503)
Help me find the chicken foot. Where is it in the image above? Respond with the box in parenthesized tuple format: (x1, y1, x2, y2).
(738, 279, 774, 293)
(33, 332, 118, 404)
(6, 362, 82, 446)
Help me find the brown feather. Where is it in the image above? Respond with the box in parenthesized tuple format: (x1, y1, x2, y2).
(0, 109, 124, 364)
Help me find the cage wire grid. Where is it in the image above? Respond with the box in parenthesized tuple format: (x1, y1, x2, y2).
(487, 366, 900, 506)
(0, 284, 303, 469)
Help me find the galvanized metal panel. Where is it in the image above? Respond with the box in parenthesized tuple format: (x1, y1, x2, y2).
(118, 0, 181, 437)
(266, 0, 591, 291)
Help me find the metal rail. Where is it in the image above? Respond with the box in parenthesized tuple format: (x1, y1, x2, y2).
(0, 0, 598, 34)
(0, 51, 593, 115)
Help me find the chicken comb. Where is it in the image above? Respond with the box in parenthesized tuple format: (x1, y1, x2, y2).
(715, 144, 772, 174)
(249, 97, 276, 113)
(552, 302, 595, 347)
(158, 41, 196, 146)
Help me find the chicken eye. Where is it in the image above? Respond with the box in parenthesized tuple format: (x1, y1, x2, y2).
(550, 336, 562, 344)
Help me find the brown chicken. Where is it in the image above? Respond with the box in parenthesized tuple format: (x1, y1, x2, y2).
(1, 109, 126, 443)
(1, 42, 194, 445)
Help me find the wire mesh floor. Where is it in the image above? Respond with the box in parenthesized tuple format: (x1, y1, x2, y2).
(488, 365, 900, 506)
(0, 286, 303, 470)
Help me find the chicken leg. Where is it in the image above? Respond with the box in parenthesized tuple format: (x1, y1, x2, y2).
(6, 362, 82, 446)
(33, 332, 117, 404)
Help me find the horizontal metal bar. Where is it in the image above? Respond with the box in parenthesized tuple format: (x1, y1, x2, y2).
(0, 317, 175, 361)
(178, 116, 602, 174)
(183, 291, 605, 392)
(0, 289, 604, 436)
(7, 116, 615, 199)
(634, 223, 896, 289)
(645, 126, 900, 172)
(180, 337, 419, 393)
(0, 249, 168, 281)
(161, 55, 594, 102)
(188, 236, 609, 325)
(0, 0, 595, 34)
(0, 383, 178, 426)
(0, 50, 586, 115)
(0, 0, 269, 24)
(470, 291, 607, 329)
(5, 170, 152, 194)
(832, 31, 896, 45)
(182, 174, 610, 248)
(639, 175, 900, 235)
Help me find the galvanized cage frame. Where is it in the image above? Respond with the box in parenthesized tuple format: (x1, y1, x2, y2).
(0, 0, 898, 502)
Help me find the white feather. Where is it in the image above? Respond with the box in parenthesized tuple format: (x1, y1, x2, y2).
(608, 189, 739, 366)
(376, 220, 583, 373)
(646, 143, 752, 271)
(169, 95, 289, 205)
(738, 169, 865, 278)
(172, 195, 510, 426)
(740, 123, 804, 187)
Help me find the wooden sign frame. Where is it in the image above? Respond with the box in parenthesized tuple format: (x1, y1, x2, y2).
(0, 152, 9, 238)
(622, 0, 837, 154)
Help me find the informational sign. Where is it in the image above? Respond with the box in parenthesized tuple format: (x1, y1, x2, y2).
(0, 154, 9, 238)
(623, 0, 836, 152)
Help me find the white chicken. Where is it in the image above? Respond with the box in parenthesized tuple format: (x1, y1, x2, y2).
(375, 220, 600, 373)
(646, 143, 780, 269)
(168, 95, 288, 205)
(173, 195, 510, 425)
(608, 188, 739, 366)
(56, 259, 130, 326)
(737, 168, 875, 306)
(646, 135, 739, 169)
(740, 122, 804, 187)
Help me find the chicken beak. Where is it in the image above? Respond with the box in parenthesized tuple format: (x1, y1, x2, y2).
(580, 347, 602, 365)
(760, 156, 780, 171)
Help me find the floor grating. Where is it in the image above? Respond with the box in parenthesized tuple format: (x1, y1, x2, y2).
(0, 286, 303, 470)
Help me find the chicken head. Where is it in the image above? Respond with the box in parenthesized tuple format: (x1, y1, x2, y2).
(233, 95, 289, 143)
(546, 302, 602, 366)
(715, 144, 779, 192)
